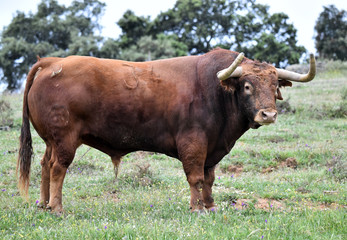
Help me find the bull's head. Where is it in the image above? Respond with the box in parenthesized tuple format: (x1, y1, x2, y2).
(217, 52, 316, 129)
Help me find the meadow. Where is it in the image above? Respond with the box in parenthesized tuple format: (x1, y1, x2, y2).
(0, 62, 346, 239)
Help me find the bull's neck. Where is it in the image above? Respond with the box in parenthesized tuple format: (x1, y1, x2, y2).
(221, 90, 250, 148)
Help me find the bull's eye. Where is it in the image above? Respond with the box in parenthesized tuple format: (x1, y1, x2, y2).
(244, 82, 253, 94)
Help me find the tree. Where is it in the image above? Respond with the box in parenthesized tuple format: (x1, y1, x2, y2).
(152, 0, 305, 67)
(234, 8, 306, 67)
(117, 10, 152, 48)
(97, 38, 121, 59)
(0, 0, 106, 91)
(120, 34, 188, 62)
(153, 0, 237, 55)
(117, 10, 189, 61)
(314, 5, 347, 60)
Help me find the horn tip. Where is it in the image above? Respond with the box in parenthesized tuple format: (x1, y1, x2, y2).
(237, 52, 245, 62)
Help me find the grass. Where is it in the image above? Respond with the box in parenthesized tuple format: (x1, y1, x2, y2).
(0, 68, 346, 239)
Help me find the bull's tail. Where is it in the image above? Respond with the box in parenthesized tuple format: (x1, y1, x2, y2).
(17, 60, 41, 200)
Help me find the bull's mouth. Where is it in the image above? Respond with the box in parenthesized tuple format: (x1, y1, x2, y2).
(257, 121, 273, 126)
(250, 122, 262, 129)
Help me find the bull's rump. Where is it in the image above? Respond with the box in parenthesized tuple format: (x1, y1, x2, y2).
(27, 56, 199, 156)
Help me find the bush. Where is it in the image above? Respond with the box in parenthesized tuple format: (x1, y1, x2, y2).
(327, 157, 347, 182)
(302, 88, 347, 119)
(326, 88, 347, 118)
(341, 87, 347, 101)
(276, 98, 295, 114)
(323, 59, 347, 73)
(326, 101, 347, 118)
(287, 59, 347, 78)
(0, 98, 14, 130)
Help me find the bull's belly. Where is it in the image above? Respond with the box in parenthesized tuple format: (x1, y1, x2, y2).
(80, 124, 178, 158)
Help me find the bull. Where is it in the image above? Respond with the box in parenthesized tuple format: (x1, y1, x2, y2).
(17, 49, 316, 214)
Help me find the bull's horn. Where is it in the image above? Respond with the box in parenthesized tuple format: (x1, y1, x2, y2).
(217, 52, 244, 81)
(276, 53, 316, 82)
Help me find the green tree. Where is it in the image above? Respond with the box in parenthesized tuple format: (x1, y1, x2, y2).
(153, 0, 238, 55)
(235, 8, 306, 67)
(117, 10, 188, 61)
(120, 34, 188, 62)
(0, 0, 106, 91)
(152, 0, 305, 66)
(97, 38, 121, 59)
(117, 10, 152, 48)
(314, 5, 347, 60)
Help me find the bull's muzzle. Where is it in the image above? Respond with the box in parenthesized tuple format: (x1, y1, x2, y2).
(254, 109, 277, 125)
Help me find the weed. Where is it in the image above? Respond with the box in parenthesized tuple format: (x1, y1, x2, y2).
(327, 157, 347, 182)
(218, 192, 238, 206)
(276, 97, 295, 114)
(341, 87, 347, 101)
(324, 59, 347, 73)
(0, 98, 14, 129)
(299, 102, 347, 119)
(118, 162, 156, 188)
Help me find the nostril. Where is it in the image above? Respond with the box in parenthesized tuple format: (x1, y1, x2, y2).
(261, 111, 268, 120)
(262, 111, 277, 121)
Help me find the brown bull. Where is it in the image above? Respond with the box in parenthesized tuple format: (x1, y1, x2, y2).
(17, 48, 315, 214)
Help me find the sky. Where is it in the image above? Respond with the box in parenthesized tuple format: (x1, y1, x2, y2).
(0, 0, 346, 55)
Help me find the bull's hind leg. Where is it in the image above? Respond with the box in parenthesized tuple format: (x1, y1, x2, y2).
(46, 140, 77, 215)
(202, 166, 217, 211)
(38, 145, 52, 208)
(178, 132, 207, 213)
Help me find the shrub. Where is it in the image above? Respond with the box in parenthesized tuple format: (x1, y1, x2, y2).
(0, 98, 14, 130)
(324, 59, 347, 73)
(327, 157, 347, 182)
(341, 87, 347, 101)
(326, 101, 347, 118)
(276, 98, 295, 114)
(302, 88, 347, 119)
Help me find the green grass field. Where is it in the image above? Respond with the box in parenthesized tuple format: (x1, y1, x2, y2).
(0, 66, 346, 239)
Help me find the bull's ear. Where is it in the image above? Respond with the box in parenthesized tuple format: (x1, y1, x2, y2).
(220, 78, 237, 93)
(276, 88, 283, 100)
(278, 79, 292, 88)
(277, 80, 292, 100)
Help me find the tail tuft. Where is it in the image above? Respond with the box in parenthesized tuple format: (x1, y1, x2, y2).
(17, 115, 33, 199)
(17, 61, 39, 200)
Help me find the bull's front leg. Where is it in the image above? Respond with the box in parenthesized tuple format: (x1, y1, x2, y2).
(202, 166, 217, 211)
(177, 132, 207, 213)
